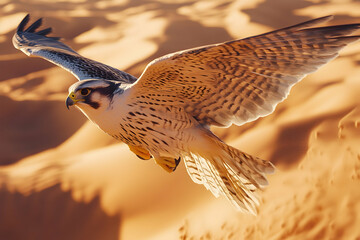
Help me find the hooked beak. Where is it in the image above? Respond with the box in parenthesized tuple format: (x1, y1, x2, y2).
(66, 91, 84, 110)
(66, 96, 74, 110)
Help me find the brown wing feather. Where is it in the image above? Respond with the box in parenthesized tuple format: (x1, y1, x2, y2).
(133, 16, 360, 127)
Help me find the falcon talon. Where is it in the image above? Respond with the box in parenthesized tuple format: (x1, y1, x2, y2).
(136, 154, 152, 160)
(173, 157, 181, 172)
(129, 145, 152, 160)
(13, 14, 360, 214)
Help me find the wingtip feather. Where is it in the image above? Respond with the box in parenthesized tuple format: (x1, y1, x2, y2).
(17, 14, 30, 32)
(36, 27, 52, 36)
(15, 15, 62, 42)
(49, 36, 61, 41)
(26, 18, 43, 33)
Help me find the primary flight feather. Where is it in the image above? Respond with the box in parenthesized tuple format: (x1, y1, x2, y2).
(13, 14, 360, 214)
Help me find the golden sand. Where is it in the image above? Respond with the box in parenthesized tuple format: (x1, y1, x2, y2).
(0, 0, 360, 239)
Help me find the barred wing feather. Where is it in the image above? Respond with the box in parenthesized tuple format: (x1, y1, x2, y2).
(134, 16, 360, 127)
(13, 14, 137, 83)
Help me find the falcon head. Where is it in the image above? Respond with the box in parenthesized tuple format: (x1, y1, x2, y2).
(66, 79, 123, 112)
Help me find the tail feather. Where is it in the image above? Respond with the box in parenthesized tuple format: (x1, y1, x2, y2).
(225, 163, 260, 212)
(221, 143, 274, 185)
(192, 153, 222, 197)
(183, 131, 275, 214)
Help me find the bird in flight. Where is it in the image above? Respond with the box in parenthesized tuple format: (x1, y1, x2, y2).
(13, 14, 359, 214)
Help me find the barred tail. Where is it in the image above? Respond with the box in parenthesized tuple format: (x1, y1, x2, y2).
(183, 129, 275, 214)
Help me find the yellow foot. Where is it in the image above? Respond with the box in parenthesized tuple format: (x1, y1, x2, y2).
(128, 145, 152, 160)
(155, 156, 181, 173)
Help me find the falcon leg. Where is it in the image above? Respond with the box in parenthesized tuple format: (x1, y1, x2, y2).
(155, 156, 181, 173)
(128, 145, 152, 160)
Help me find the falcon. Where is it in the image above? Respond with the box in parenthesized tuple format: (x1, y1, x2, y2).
(13, 14, 360, 214)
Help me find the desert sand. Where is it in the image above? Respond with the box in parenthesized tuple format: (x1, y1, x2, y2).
(0, 0, 360, 239)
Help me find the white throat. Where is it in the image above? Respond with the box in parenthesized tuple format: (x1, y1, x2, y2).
(75, 88, 132, 135)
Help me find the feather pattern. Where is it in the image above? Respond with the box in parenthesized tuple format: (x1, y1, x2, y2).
(128, 16, 359, 212)
(12, 14, 137, 83)
(182, 129, 275, 214)
(13, 15, 360, 213)
(134, 16, 360, 127)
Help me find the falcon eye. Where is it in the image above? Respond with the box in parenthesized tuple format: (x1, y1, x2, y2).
(80, 88, 91, 96)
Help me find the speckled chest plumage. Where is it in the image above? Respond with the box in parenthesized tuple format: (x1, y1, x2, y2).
(90, 88, 197, 158)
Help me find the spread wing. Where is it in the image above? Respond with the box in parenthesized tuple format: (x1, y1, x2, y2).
(13, 14, 137, 83)
(132, 16, 360, 127)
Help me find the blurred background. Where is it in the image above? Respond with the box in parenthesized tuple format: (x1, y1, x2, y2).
(0, 0, 360, 239)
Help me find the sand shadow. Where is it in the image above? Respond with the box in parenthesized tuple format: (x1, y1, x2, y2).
(0, 96, 86, 165)
(0, 184, 120, 240)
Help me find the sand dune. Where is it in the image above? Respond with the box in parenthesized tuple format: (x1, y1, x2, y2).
(1, 0, 360, 239)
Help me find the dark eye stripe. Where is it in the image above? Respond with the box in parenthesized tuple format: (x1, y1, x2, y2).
(78, 81, 120, 109)
(87, 101, 100, 109)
